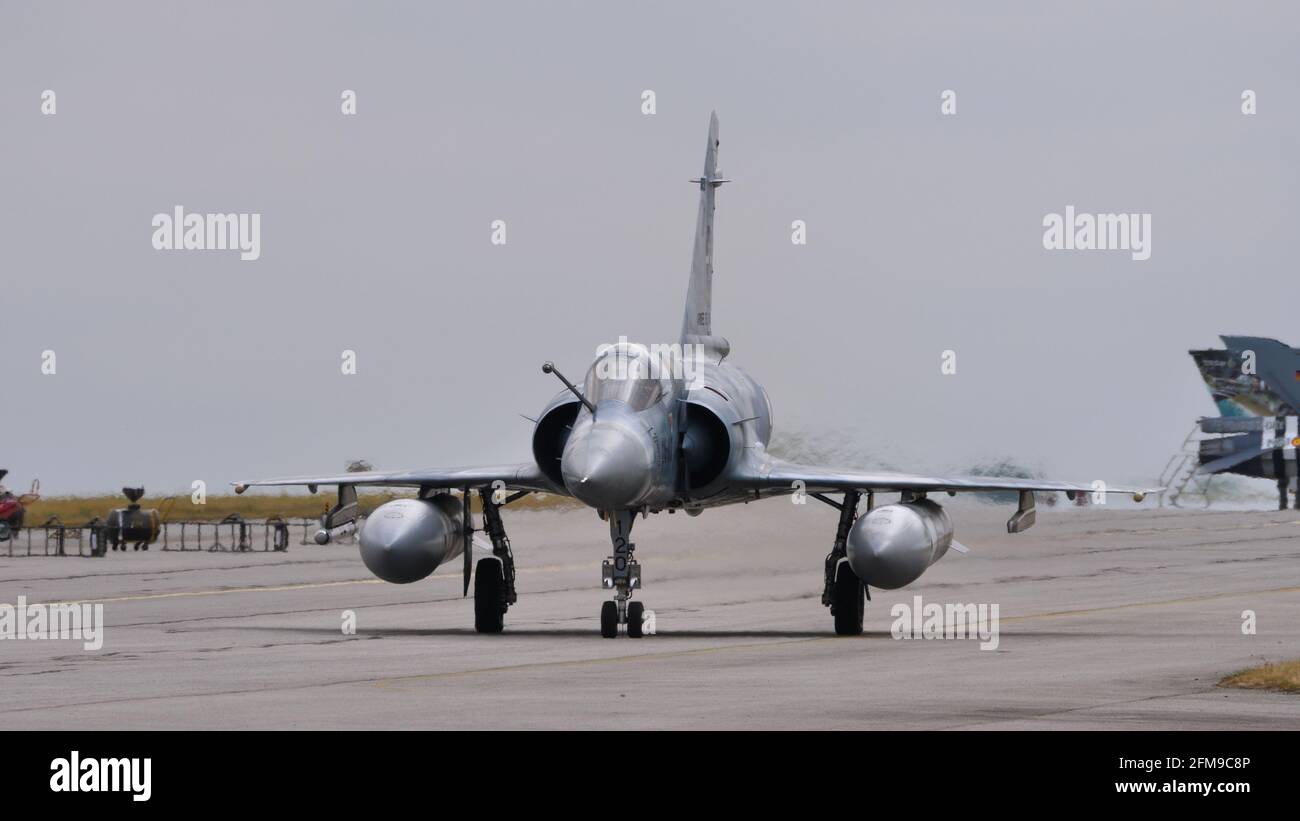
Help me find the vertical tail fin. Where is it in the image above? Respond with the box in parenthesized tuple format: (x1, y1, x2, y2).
(1220, 336, 1300, 414)
(1190, 336, 1300, 417)
(682, 112, 729, 350)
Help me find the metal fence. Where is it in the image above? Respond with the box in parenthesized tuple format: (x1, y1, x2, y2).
(1, 516, 360, 558)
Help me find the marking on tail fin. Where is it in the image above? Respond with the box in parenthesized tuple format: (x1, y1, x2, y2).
(1191, 336, 1300, 417)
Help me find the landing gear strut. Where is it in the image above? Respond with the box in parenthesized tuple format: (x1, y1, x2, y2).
(474, 488, 518, 634)
(821, 489, 867, 636)
(600, 509, 644, 638)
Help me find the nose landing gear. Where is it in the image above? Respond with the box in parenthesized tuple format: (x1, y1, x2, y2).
(600, 509, 645, 638)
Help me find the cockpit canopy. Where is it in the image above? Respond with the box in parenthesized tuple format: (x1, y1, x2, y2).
(583, 342, 670, 411)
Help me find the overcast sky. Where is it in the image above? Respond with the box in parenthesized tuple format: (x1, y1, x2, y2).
(2, 1, 1297, 494)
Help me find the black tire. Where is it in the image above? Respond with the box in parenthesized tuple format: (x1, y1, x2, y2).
(627, 601, 645, 638)
(474, 558, 505, 634)
(832, 561, 865, 636)
(600, 600, 619, 638)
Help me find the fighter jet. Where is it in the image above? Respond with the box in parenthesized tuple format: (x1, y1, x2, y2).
(1187, 336, 1300, 508)
(235, 112, 1153, 638)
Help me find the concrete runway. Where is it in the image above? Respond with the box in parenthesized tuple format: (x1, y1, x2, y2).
(1, 499, 1298, 729)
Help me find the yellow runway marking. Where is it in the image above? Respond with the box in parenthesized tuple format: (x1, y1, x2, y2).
(33, 577, 1300, 621)
(999, 584, 1300, 624)
(374, 639, 820, 689)
(37, 578, 383, 607)
(29, 560, 590, 608)
(372, 584, 1300, 689)
(0, 577, 1296, 713)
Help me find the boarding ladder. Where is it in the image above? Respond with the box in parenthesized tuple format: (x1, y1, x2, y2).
(1159, 422, 1213, 508)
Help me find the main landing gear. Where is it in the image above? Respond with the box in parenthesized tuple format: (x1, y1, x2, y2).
(599, 509, 645, 638)
(820, 489, 867, 636)
(473, 487, 518, 634)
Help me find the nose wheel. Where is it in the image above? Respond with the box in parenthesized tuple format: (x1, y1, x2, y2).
(626, 601, 645, 638)
(599, 591, 646, 638)
(600, 510, 647, 638)
(600, 601, 618, 638)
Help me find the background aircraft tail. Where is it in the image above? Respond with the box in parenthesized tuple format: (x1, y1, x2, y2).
(1190, 336, 1298, 417)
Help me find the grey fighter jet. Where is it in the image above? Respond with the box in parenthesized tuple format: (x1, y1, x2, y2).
(1187, 336, 1300, 508)
(235, 113, 1153, 638)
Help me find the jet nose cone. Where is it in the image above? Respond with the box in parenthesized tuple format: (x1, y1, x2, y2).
(562, 423, 654, 510)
